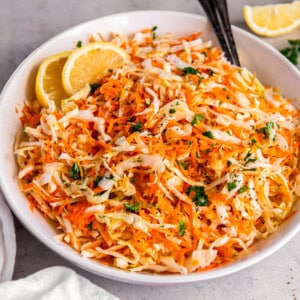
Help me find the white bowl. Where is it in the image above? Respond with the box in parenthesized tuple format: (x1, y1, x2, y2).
(0, 11, 300, 285)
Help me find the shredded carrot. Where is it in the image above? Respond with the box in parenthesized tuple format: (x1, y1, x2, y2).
(15, 27, 300, 275)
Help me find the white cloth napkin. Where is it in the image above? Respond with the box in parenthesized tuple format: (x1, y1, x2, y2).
(0, 266, 119, 300)
(0, 192, 16, 283)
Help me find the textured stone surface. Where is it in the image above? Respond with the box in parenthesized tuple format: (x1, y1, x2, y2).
(1, 1, 300, 299)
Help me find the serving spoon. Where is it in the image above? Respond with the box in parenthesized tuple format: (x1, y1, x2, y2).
(198, 0, 241, 66)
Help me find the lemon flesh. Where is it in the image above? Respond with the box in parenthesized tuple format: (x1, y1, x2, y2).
(35, 51, 72, 107)
(244, 1, 300, 37)
(62, 42, 129, 95)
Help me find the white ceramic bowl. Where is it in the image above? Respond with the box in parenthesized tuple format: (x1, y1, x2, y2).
(0, 11, 300, 285)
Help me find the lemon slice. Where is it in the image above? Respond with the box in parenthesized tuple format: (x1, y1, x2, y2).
(35, 51, 72, 107)
(62, 42, 129, 95)
(244, 1, 300, 37)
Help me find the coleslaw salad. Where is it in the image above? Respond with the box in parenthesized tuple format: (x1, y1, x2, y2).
(15, 28, 300, 274)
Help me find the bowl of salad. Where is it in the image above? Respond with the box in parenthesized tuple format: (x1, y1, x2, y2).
(0, 11, 300, 285)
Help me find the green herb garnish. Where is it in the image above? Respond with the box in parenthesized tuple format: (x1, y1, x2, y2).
(87, 222, 93, 231)
(93, 176, 103, 186)
(178, 220, 185, 237)
(186, 186, 209, 206)
(246, 157, 257, 164)
(257, 122, 274, 139)
(203, 131, 214, 139)
(169, 108, 176, 114)
(238, 186, 250, 194)
(123, 203, 140, 212)
(280, 39, 300, 65)
(69, 163, 81, 180)
(89, 82, 101, 94)
(130, 177, 136, 183)
(244, 151, 257, 165)
(94, 191, 106, 196)
(182, 67, 198, 75)
(131, 121, 143, 132)
(191, 114, 204, 126)
(152, 25, 157, 39)
(177, 160, 187, 170)
(76, 40, 82, 48)
(227, 181, 237, 192)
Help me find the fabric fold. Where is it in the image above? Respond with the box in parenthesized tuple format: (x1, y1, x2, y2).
(0, 266, 118, 300)
(0, 192, 16, 283)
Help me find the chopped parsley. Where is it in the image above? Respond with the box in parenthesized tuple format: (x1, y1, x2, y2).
(191, 114, 204, 126)
(251, 138, 257, 145)
(257, 122, 274, 139)
(198, 76, 204, 85)
(244, 151, 257, 165)
(69, 163, 81, 180)
(123, 203, 140, 212)
(238, 186, 250, 194)
(288, 39, 300, 46)
(203, 131, 214, 139)
(245, 157, 257, 165)
(131, 121, 143, 132)
(245, 151, 252, 160)
(87, 222, 93, 231)
(182, 66, 198, 75)
(177, 160, 187, 170)
(280, 39, 300, 65)
(76, 40, 82, 48)
(227, 181, 237, 192)
(186, 186, 209, 206)
(151, 25, 157, 39)
(178, 220, 185, 237)
(89, 82, 101, 94)
(130, 177, 137, 183)
(93, 176, 103, 186)
(94, 191, 106, 196)
(169, 108, 176, 114)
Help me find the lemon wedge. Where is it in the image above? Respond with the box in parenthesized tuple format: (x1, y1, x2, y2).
(62, 42, 129, 95)
(244, 1, 300, 37)
(35, 51, 72, 107)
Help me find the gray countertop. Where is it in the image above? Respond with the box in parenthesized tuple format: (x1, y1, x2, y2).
(1, 0, 300, 299)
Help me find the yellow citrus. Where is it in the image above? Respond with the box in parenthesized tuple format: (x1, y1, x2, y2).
(62, 42, 129, 95)
(35, 51, 72, 107)
(243, 1, 300, 37)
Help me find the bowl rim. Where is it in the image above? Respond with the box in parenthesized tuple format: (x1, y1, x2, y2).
(1, 10, 300, 285)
